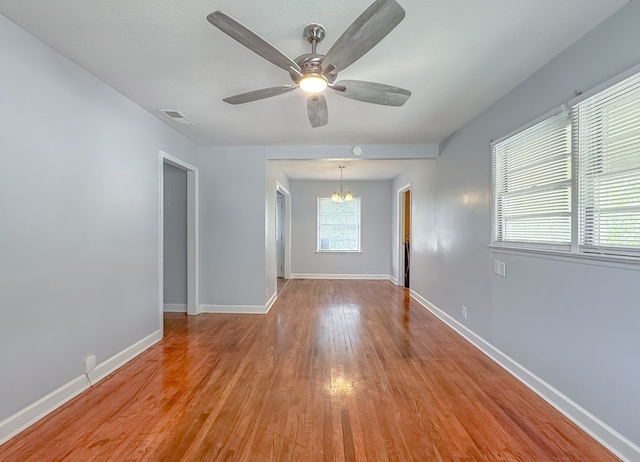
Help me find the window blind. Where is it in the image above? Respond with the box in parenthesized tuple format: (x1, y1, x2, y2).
(492, 111, 572, 247)
(575, 72, 640, 256)
(317, 197, 361, 252)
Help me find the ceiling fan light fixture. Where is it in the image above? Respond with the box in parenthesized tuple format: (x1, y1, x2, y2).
(299, 74, 328, 94)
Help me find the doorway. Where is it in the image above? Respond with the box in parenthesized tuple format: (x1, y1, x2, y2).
(275, 182, 291, 294)
(163, 163, 187, 313)
(276, 190, 285, 279)
(160, 151, 199, 320)
(397, 183, 411, 288)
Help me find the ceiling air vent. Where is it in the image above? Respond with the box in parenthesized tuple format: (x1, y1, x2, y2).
(160, 109, 194, 126)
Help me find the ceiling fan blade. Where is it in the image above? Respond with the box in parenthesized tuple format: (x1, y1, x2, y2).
(307, 95, 328, 128)
(333, 80, 411, 106)
(207, 11, 301, 73)
(322, 0, 405, 74)
(223, 86, 297, 105)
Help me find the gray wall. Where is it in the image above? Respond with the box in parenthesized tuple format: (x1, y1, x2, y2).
(198, 147, 266, 307)
(398, 0, 640, 448)
(265, 162, 291, 299)
(388, 160, 437, 283)
(0, 14, 199, 421)
(163, 163, 187, 308)
(291, 180, 392, 276)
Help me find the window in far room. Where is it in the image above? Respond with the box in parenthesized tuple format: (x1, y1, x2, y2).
(317, 197, 361, 252)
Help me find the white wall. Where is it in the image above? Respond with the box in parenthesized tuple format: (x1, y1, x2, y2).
(291, 180, 392, 277)
(0, 14, 199, 426)
(398, 1, 640, 456)
(162, 163, 187, 309)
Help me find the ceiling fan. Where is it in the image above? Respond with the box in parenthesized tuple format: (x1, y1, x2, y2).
(207, 0, 411, 128)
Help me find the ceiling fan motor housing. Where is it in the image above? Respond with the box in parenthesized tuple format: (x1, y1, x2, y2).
(290, 54, 336, 85)
(290, 24, 336, 86)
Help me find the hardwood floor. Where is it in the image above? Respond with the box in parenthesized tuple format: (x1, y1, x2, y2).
(277, 277, 289, 294)
(0, 280, 618, 461)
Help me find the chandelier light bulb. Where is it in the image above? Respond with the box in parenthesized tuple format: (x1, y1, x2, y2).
(330, 166, 354, 202)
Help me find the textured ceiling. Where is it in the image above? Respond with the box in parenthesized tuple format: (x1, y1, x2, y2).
(0, 0, 628, 147)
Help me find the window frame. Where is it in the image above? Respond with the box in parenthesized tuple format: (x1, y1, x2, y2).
(574, 71, 640, 259)
(490, 63, 640, 264)
(316, 196, 362, 253)
(491, 106, 573, 251)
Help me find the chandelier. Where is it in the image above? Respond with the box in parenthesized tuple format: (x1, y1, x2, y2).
(331, 166, 353, 202)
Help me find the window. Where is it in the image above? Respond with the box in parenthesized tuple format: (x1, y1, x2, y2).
(491, 66, 640, 259)
(575, 71, 640, 257)
(492, 110, 572, 249)
(317, 197, 361, 252)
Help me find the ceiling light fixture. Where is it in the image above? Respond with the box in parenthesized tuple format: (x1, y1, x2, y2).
(299, 74, 328, 94)
(331, 166, 353, 203)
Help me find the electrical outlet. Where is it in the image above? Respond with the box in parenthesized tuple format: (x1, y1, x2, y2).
(462, 306, 468, 319)
(493, 260, 506, 277)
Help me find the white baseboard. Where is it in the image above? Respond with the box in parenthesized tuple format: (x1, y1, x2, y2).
(409, 290, 640, 462)
(200, 291, 278, 315)
(290, 273, 392, 280)
(163, 303, 186, 312)
(265, 292, 277, 314)
(0, 329, 162, 446)
(389, 274, 399, 285)
(200, 303, 269, 314)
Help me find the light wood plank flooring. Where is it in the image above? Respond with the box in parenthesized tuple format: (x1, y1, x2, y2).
(0, 279, 618, 461)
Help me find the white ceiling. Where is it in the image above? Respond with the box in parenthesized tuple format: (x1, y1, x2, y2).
(0, 0, 628, 148)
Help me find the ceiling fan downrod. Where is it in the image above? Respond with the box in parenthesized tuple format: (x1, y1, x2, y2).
(303, 23, 326, 55)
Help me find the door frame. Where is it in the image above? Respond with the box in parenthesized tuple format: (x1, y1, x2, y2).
(160, 151, 199, 322)
(276, 190, 285, 278)
(276, 181, 291, 280)
(396, 183, 411, 287)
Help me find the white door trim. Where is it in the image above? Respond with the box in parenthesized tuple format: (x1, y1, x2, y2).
(276, 181, 291, 280)
(396, 183, 411, 286)
(160, 151, 199, 319)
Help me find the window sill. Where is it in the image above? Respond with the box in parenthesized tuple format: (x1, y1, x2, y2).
(316, 250, 362, 254)
(487, 244, 640, 271)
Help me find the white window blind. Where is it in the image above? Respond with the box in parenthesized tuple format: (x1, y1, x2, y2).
(317, 197, 361, 252)
(492, 111, 572, 248)
(575, 71, 640, 256)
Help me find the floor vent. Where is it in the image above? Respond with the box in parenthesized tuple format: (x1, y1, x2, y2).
(160, 109, 194, 126)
